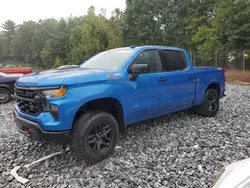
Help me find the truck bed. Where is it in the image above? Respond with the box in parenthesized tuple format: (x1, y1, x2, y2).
(193, 67, 225, 106)
(195, 67, 224, 82)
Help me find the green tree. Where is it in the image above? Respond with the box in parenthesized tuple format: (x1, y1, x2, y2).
(0, 20, 16, 58)
(81, 8, 109, 59)
(0, 33, 9, 58)
(68, 6, 110, 64)
(41, 18, 70, 68)
(2, 2, 249, 69)
(192, 0, 250, 60)
(68, 25, 85, 64)
(31, 18, 58, 67)
(213, 0, 250, 50)
(123, 0, 164, 45)
(11, 21, 37, 63)
(192, 26, 222, 60)
(107, 8, 124, 49)
(185, 0, 215, 49)
(53, 56, 63, 68)
(123, 0, 191, 47)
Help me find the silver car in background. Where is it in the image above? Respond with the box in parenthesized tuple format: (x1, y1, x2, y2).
(213, 158, 250, 188)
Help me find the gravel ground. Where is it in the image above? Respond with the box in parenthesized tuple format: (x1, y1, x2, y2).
(1, 84, 250, 188)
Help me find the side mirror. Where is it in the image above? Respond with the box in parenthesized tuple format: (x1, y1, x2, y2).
(128, 64, 149, 76)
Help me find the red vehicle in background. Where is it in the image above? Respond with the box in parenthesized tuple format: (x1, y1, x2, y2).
(0, 67, 32, 75)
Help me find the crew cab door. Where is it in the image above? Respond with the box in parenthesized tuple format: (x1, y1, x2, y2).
(125, 49, 167, 124)
(159, 49, 196, 112)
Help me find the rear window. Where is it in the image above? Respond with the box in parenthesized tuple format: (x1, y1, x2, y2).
(162, 50, 187, 71)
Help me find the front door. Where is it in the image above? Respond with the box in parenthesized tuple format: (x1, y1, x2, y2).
(124, 49, 168, 124)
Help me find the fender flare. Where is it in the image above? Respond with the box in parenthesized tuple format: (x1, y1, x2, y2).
(0, 84, 14, 94)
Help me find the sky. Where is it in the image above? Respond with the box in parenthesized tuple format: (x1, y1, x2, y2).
(0, 0, 126, 25)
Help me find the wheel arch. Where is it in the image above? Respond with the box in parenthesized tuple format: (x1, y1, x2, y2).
(0, 84, 13, 94)
(205, 82, 221, 97)
(72, 97, 126, 133)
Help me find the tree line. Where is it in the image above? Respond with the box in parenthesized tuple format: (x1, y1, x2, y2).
(0, 0, 250, 68)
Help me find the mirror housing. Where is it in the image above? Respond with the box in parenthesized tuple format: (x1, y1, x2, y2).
(128, 64, 149, 76)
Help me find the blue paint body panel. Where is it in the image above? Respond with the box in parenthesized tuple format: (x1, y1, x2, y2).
(14, 46, 225, 132)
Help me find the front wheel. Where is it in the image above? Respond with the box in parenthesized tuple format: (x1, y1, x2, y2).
(198, 88, 220, 117)
(71, 111, 119, 162)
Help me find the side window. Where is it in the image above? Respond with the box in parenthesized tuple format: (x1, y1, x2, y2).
(162, 50, 187, 72)
(133, 50, 162, 73)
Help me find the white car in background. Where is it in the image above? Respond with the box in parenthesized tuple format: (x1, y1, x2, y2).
(212, 158, 250, 188)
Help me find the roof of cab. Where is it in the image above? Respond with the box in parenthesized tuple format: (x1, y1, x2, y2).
(114, 45, 184, 52)
(110, 45, 186, 53)
(130, 45, 185, 51)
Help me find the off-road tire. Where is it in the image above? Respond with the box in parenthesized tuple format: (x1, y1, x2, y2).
(198, 88, 220, 117)
(71, 111, 119, 162)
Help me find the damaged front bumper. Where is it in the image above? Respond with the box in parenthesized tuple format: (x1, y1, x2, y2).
(13, 110, 70, 145)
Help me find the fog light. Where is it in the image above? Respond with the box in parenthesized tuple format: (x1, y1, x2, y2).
(47, 104, 59, 120)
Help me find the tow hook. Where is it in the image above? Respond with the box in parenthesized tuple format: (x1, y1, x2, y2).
(24, 128, 30, 134)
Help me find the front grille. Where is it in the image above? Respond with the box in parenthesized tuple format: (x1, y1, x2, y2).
(16, 99, 43, 115)
(15, 89, 36, 99)
(15, 87, 44, 115)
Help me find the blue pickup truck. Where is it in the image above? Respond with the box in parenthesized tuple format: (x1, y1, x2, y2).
(13, 45, 225, 162)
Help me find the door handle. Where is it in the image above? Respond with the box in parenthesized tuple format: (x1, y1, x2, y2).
(158, 78, 167, 82)
(187, 75, 193, 79)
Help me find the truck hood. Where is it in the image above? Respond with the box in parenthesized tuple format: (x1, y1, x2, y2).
(16, 67, 118, 87)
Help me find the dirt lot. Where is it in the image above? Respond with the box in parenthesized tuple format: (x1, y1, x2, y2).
(225, 70, 250, 83)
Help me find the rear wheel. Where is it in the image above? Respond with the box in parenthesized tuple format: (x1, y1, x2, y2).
(0, 88, 12, 104)
(71, 111, 119, 162)
(198, 89, 220, 117)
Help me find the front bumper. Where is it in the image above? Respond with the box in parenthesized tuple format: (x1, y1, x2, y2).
(13, 110, 70, 144)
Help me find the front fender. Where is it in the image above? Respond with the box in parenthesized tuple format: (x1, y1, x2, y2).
(63, 80, 137, 128)
(67, 82, 124, 115)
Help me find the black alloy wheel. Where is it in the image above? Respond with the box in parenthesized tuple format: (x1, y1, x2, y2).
(206, 92, 219, 113)
(198, 88, 220, 117)
(71, 111, 119, 162)
(87, 123, 113, 154)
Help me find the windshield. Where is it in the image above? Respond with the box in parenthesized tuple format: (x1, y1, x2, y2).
(80, 48, 135, 70)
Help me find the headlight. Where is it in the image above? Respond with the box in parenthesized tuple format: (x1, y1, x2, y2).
(42, 87, 67, 98)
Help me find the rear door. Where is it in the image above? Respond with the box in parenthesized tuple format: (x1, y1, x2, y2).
(159, 49, 196, 112)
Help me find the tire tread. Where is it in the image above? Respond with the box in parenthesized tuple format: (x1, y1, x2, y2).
(71, 111, 119, 162)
